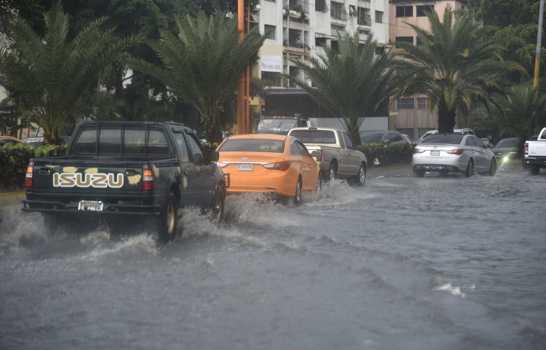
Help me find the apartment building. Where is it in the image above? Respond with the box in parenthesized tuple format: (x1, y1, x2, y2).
(255, 0, 389, 88)
(389, 0, 464, 139)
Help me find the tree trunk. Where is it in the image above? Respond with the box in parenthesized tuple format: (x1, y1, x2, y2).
(438, 99, 456, 133)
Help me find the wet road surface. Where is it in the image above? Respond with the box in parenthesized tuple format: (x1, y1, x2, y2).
(1, 165, 545, 349)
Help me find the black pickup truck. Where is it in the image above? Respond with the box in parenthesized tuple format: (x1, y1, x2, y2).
(22, 121, 226, 242)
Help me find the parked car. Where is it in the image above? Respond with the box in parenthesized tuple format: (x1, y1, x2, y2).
(413, 133, 497, 177)
(288, 127, 367, 185)
(217, 134, 319, 204)
(493, 137, 521, 164)
(524, 127, 546, 175)
(22, 121, 226, 242)
(0, 136, 22, 146)
(416, 128, 475, 145)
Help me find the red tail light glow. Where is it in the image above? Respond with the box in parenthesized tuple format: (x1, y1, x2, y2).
(24, 160, 34, 189)
(447, 149, 464, 155)
(263, 161, 291, 171)
(142, 167, 154, 191)
(524, 142, 528, 155)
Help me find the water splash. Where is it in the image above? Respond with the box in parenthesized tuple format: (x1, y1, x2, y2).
(434, 283, 466, 298)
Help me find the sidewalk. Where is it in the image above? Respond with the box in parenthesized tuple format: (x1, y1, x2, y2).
(0, 191, 24, 208)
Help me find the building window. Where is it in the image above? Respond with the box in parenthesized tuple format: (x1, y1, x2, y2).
(330, 1, 346, 21)
(264, 25, 276, 40)
(289, 66, 301, 87)
(262, 72, 282, 87)
(395, 36, 413, 47)
(398, 97, 415, 109)
(416, 5, 434, 17)
(375, 10, 383, 23)
(331, 40, 339, 52)
(287, 28, 303, 48)
(315, 0, 327, 12)
(396, 5, 413, 17)
(315, 35, 328, 48)
(417, 97, 428, 109)
(357, 7, 371, 26)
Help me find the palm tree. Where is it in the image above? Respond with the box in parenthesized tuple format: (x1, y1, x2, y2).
(132, 13, 264, 142)
(292, 34, 396, 146)
(0, 3, 134, 144)
(395, 9, 509, 133)
(492, 83, 546, 142)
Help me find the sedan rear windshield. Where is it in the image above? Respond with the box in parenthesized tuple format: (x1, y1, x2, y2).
(495, 138, 519, 148)
(219, 139, 285, 153)
(422, 134, 463, 144)
(360, 132, 384, 144)
(289, 130, 336, 144)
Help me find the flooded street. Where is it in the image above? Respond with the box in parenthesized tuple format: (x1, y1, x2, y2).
(1, 166, 545, 350)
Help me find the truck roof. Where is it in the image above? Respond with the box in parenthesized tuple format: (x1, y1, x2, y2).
(288, 127, 340, 133)
(76, 120, 194, 133)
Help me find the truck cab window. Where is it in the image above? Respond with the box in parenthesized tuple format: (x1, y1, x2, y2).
(148, 130, 170, 158)
(124, 129, 146, 155)
(186, 134, 204, 163)
(72, 128, 97, 154)
(174, 132, 190, 162)
(99, 128, 121, 155)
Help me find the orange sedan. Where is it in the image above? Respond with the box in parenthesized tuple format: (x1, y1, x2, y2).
(217, 134, 319, 204)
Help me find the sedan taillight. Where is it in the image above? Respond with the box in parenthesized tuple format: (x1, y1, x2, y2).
(447, 149, 464, 155)
(263, 161, 291, 171)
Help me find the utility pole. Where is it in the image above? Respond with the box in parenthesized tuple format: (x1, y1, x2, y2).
(236, 0, 251, 134)
(533, 0, 544, 89)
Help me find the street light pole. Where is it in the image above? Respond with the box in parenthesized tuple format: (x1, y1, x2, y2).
(533, 0, 544, 89)
(236, 0, 251, 134)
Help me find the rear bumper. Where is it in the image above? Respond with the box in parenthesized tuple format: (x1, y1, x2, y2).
(22, 191, 160, 215)
(224, 171, 296, 197)
(413, 154, 466, 172)
(413, 164, 462, 173)
(524, 156, 546, 168)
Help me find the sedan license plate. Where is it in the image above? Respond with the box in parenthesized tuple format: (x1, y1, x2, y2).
(430, 150, 441, 156)
(238, 164, 254, 171)
(78, 200, 104, 212)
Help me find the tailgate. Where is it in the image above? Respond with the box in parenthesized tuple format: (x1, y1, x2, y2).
(528, 141, 546, 157)
(32, 158, 145, 194)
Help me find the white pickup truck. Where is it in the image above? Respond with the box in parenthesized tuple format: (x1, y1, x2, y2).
(524, 127, 546, 175)
(288, 127, 368, 186)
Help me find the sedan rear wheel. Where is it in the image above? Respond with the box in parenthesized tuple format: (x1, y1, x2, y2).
(292, 178, 303, 206)
(354, 164, 366, 186)
(488, 159, 497, 176)
(465, 160, 474, 178)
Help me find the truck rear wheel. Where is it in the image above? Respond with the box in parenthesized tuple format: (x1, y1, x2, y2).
(157, 193, 178, 243)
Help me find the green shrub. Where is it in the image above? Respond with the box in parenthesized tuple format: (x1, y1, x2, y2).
(0, 143, 66, 190)
(358, 142, 413, 166)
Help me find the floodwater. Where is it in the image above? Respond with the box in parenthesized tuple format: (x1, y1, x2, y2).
(1, 165, 545, 349)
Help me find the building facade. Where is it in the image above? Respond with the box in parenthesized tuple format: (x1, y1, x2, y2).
(255, 0, 389, 88)
(388, 0, 464, 139)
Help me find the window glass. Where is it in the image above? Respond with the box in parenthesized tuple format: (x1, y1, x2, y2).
(396, 5, 413, 17)
(72, 128, 97, 154)
(124, 129, 146, 154)
(360, 132, 384, 144)
(174, 132, 190, 162)
(344, 133, 353, 149)
(495, 138, 519, 148)
(375, 10, 383, 23)
(148, 130, 170, 157)
(289, 130, 336, 144)
(423, 134, 463, 144)
(186, 134, 204, 160)
(395, 36, 414, 48)
(264, 25, 276, 40)
(99, 128, 121, 155)
(398, 97, 415, 109)
(219, 139, 285, 153)
(417, 5, 434, 17)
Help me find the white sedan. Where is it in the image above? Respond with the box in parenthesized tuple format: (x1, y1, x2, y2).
(413, 134, 497, 177)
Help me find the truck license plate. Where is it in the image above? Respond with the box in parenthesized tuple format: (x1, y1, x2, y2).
(78, 200, 104, 212)
(238, 164, 254, 171)
(430, 150, 440, 156)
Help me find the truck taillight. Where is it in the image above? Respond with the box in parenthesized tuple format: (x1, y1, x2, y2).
(24, 160, 34, 189)
(524, 142, 528, 155)
(142, 167, 154, 191)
